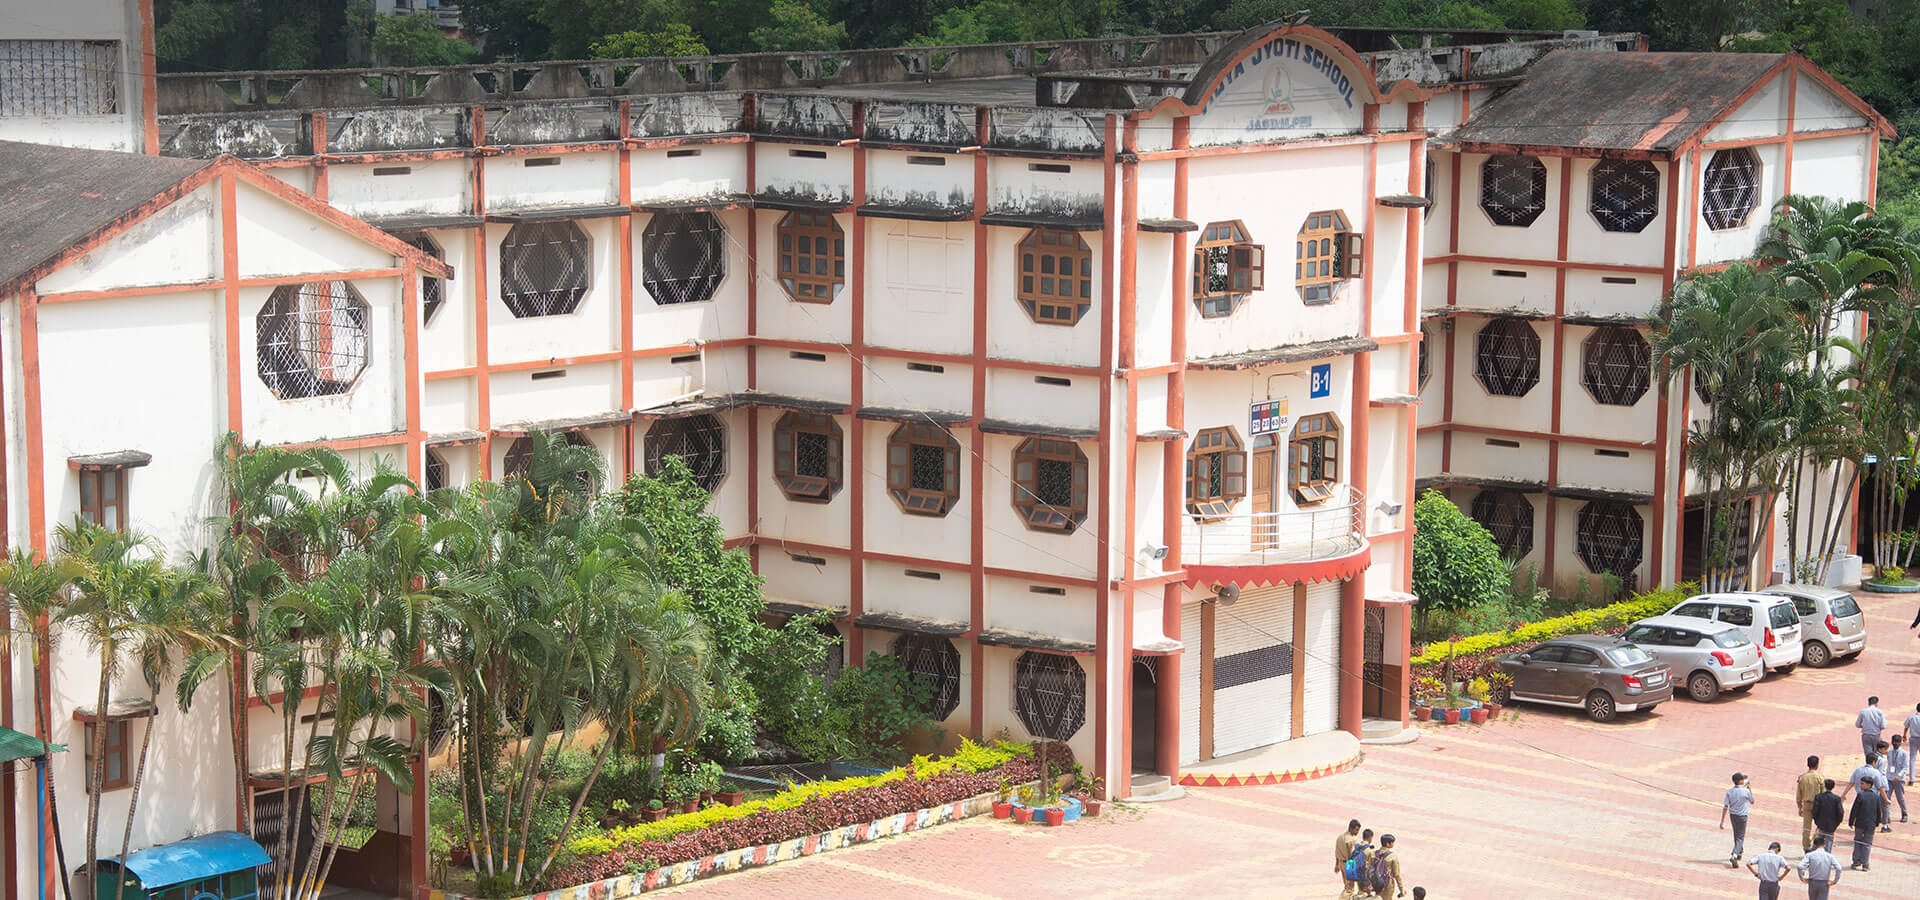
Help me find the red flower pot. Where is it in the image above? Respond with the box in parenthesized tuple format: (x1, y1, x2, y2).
(1012, 807, 1034, 824)
(682, 800, 698, 814)
(1443, 709, 1461, 725)
(1082, 799, 1102, 817)
(699, 791, 713, 805)
(1469, 707, 1489, 724)
(1044, 808, 1066, 826)
(1486, 703, 1502, 718)
(992, 801, 1013, 819)
(719, 790, 746, 806)
(643, 807, 668, 822)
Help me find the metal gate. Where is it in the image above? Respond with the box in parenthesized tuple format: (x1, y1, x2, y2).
(1304, 581, 1342, 735)
(1363, 606, 1386, 718)
(1180, 600, 1201, 766)
(1210, 585, 1294, 758)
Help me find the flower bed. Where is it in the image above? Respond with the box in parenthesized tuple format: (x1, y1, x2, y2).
(1409, 583, 1697, 683)
(531, 740, 1042, 892)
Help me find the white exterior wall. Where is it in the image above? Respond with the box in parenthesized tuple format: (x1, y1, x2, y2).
(0, 0, 147, 151)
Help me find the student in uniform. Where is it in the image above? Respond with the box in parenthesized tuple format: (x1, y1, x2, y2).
(1337, 819, 1364, 899)
(1849, 783, 1885, 871)
(1886, 736, 1910, 822)
(1872, 742, 1893, 832)
(1812, 779, 1846, 853)
(1723, 772, 1756, 866)
(1903, 702, 1920, 784)
(1797, 836, 1840, 900)
(1747, 841, 1789, 900)
(1856, 697, 1886, 759)
(1797, 756, 1825, 852)
(1371, 834, 1406, 899)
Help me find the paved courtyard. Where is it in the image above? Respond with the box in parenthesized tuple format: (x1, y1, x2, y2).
(661, 587, 1920, 898)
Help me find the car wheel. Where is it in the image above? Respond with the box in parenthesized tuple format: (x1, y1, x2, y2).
(1586, 691, 1617, 722)
(1773, 663, 1797, 676)
(1804, 642, 1832, 668)
(1688, 672, 1720, 702)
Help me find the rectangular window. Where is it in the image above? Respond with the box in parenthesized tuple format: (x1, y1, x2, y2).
(1595, 448, 1630, 458)
(907, 362, 945, 373)
(788, 553, 828, 566)
(906, 155, 947, 166)
(78, 469, 128, 532)
(0, 40, 118, 116)
(523, 157, 560, 167)
(1492, 269, 1528, 278)
(84, 720, 130, 791)
(530, 369, 566, 380)
(905, 569, 942, 580)
(1034, 376, 1071, 387)
(666, 149, 701, 158)
(789, 351, 828, 362)
(372, 166, 412, 176)
(789, 149, 828, 159)
(1028, 163, 1072, 173)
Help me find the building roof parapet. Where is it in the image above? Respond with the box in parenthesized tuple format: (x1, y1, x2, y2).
(1188, 335, 1379, 370)
(853, 611, 971, 636)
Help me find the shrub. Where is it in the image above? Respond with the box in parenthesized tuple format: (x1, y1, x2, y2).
(1411, 490, 1507, 633)
(1409, 582, 1698, 678)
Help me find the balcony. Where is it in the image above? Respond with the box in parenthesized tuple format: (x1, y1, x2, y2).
(1180, 486, 1370, 586)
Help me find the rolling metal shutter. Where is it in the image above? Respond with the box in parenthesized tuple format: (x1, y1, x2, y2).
(1180, 600, 1202, 766)
(1210, 585, 1294, 758)
(1303, 580, 1343, 735)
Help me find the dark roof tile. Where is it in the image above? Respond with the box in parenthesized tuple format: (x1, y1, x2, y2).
(0, 141, 212, 292)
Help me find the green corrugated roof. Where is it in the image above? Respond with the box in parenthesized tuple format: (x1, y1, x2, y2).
(0, 726, 48, 763)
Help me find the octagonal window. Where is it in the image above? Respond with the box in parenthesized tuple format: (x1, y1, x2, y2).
(644, 210, 726, 305)
(1703, 148, 1760, 231)
(1012, 438, 1088, 532)
(1581, 326, 1651, 406)
(256, 281, 370, 400)
(1474, 317, 1540, 397)
(644, 414, 727, 492)
(1480, 155, 1547, 227)
(1589, 159, 1660, 233)
(893, 633, 961, 721)
(499, 221, 591, 318)
(1014, 651, 1085, 740)
(1017, 228, 1093, 325)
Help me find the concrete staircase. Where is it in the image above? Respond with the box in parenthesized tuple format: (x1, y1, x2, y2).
(1127, 771, 1186, 803)
(1360, 716, 1421, 745)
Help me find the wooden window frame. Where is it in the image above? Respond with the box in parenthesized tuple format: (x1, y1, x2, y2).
(1295, 211, 1361, 304)
(1017, 228, 1093, 325)
(1011, 437, 1088, 532)
(886, 423, 960, 517)
(1185, 426, 1246, 519)
(773, 412, 844, 503)
(404, 231, 447, 324)
(1287, 413, 1341, 506)
(78, 467, 129, 532)
(1191, 220, 1264, 318)
(84, 720, 131, 792)
(1480, 154, 1548, 227)
(777, 211, 845, 303)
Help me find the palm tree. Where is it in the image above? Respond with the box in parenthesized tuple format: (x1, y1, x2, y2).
(0, 548, 83, 900)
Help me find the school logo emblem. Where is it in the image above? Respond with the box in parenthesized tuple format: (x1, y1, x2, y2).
(1262, 65, 1295, 114)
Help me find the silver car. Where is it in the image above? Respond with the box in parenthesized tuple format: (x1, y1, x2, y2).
(1622, 615, 1764, 701)
(1763, 584, 1867, 667)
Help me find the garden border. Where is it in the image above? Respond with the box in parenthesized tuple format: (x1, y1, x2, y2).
(429, 779, 1048, 900)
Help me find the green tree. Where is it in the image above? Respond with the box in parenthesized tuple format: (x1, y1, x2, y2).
(374, 12, 479, 66)
(751, 0, 851, 50)
(1410, 490, 1507, 634)
(590, 24, 711, 57)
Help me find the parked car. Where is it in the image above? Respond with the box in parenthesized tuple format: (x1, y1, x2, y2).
(1621, 615, 1764, 701)
(1664, 592, 1804, 674)
(1762, 584, 1866, 667)
(1495, 635, 1674, 722)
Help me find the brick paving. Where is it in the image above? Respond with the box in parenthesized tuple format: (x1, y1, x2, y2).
(659, 588, 1920, 898)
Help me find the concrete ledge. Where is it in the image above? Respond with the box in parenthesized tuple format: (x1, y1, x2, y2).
(1175, 731, 1363, 787)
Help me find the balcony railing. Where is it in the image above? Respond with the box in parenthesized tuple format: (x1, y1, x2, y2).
(1180, 486, 1366, 567)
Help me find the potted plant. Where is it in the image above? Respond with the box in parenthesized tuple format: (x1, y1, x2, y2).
(717, 782, 747, 806)
(1483, 671, 1511, 716)
(1443, 707, 1461, 724)
(1080, 775, 1105, 817)
(992, 779, 1014, 819)
(695, 760, 724, 806)
(1012, 786, 1036, 823)
(643, 798, 668, 823)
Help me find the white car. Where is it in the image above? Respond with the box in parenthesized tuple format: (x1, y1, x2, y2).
(1664, 592, 1804, 674)
(1622, 615, 1764, 701)
(1762, 584, 1866, 667)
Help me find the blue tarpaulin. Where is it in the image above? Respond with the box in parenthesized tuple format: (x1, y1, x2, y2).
(100, 831, 269, 890)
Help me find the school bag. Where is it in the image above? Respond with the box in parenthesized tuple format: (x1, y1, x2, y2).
(1343, 843, 1372, 881)
(1369, 850, 1394, 889)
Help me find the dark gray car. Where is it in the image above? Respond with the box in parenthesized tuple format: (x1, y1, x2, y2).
(1496, 635, 1675, 722)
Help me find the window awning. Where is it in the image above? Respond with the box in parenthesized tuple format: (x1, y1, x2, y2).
(979, 211, 1102, 231)
(486, 205, 632, 224)
(763, 600, 849, 620)
(97, 831, 271, 890)
(752, 192, 853, 212)
(73, 698, 157, 723)
(492, 410, 634, 438)
(1138, 217, 1198, 234)
(977, 628, 1095, 655)
(853, 610, 969, 636)
(67, 451, 152, 472)
(978, 418, 1098, 441)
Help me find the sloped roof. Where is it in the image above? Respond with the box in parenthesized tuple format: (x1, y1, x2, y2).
(0, 726, 47, 763)
(1446, 51, 1787, 153)
(0, 140, 212, 294)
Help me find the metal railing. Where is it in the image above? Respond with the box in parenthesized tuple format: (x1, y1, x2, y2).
(1180, 485, 1366, 566)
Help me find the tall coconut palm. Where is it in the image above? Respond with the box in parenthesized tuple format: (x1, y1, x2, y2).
(0, 548, 83, 900)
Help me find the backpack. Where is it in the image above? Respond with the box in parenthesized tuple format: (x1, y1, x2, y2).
(1369, 850, 1394, 889)
(1342, 843, 1371, 881)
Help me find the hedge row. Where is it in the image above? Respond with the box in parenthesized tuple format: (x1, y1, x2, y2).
(1410, 582, 1699, 670)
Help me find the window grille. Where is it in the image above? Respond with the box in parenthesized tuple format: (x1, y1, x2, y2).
(1185, 426, 1245, 519)
(893, 634, 961, 720)
(773, 412, 843, 502)
(78, 469, 128, 532)
(1480, 155, 1547, 227)
(644, 415, 727, 492)
(1014, 652, 1086, 740)
(1295, 211, 1361, 304)
(1191, 221, 1264, 318)
(1702, 148, 1759, 231)
(256, 281, 371, 400)
(84, 721, 130, 791)
(0, 40, 117, 116)
(1474, 317, 1540, 397)
(503, 432, 600, 496)
(499, 221, 590, 317)
(778, 212, 845, 303)
(1470, 489, 1534, 559)
(424, 448, 448, 492)
(1576, 501, 1643, 580)
(1017, 228, 1093, 325)
(403, 232, 447, 324)
(886, 423, 960, 517)
(1288, 414, 1340, 506)
(1589, 159, 1660, 233)
(1012, 438, 1088, 532)
(1418, 327, 1433, 390)
(1581, 326, 1651, 406)
(643, 211, 726, 305)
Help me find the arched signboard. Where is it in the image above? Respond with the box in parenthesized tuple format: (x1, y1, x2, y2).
(1177, 27, 1378, 146)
